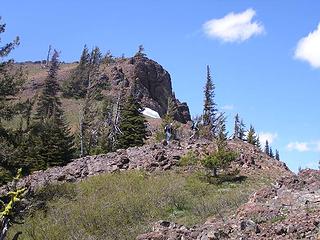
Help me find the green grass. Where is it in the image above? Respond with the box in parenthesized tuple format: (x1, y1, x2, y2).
(8, 170, 272, 240)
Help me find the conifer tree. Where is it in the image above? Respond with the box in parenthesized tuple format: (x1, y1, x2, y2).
(0, 18, 25, 122)
(116, 94, 147, 149)
(0, 18, 26, 180)
(30, 50, 74, 168)
(203, 65, 217, 130)
(239, 119, 246, 140)
(247, 125, 257, 145)
(275, 149, 280, 160)
(135, 44, 146, 57)
(256, 136, 261, 149)
(166, 95, 177, 121)
(264, 140, 270, 156)
(233, 113, 240, 139)
(269, 147, 274, 158)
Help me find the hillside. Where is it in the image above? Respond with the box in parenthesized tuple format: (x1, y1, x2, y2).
(16, 55, 191, 127)
(1, 138, 302, 239)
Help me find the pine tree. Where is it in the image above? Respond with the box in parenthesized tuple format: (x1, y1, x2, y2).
(203, 65, 218, 137)
(233, 113, 240, 139)
(269, 147, 274, 158)
(116, 94, 147, 149)
(239, 119, 246, 140)
(216, 114, 227, 151)
(166, 95, 177, 121)
(264, 140, 270, 156)
(0, 18, 26, 181)
(31, 50, 74, 168)
(35, 50, 63, 121)
(135, 44, 146, 57)
(79, 47, 109, 156)
(275, 149, 280, 160)
(247, 125, 257, 145)
(256, 136, 261, 149)
(0, 18, 25, 122)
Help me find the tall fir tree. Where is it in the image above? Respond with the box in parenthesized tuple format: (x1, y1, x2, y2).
(0, 17, 26, 181)
(256, 136, 261, 149)
(116, 94, 147, 149)
(233, 113, 240, 139)
(264, 140, 270, 156)
(275, 149, 280, 160)
(30, 50, 74, 168)
(35, 50, 63, 121)
(269, 147, 274, 158)
(166, 95, 177, 122)
(239, 119, 246, 140)
(247, 125, 258, 146)
(202, 65, 218, 133)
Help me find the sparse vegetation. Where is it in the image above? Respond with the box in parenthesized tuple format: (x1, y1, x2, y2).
(7, 171, 270, 240)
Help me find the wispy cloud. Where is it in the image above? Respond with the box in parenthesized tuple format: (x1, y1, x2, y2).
(287, 141, 320, 152)
(258, 132, 278, 146)
(287, 142, 310, 152)
(294, 23, 320, 68)
(203, 8, 265, 43)
(221, 104, 234, 111)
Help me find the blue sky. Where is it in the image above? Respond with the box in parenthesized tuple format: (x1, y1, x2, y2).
(1, 0, 320, 172)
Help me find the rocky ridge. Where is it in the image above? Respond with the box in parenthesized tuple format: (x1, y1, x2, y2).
(137, 169, 320, 240)
(0, 139, 290, 196)
(20, 55, 191, 123)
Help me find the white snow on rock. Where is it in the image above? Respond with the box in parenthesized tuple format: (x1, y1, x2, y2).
(142, 108, 161, 119)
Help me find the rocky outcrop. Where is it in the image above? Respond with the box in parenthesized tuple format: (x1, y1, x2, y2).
(0, 139, 291, 195)
(137, 169, 320, 240)
(20, 55, 191, 123)
(104, 55, 191, 123)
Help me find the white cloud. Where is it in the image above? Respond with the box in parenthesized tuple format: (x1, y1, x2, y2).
(287, 142, 310, 152)
(294, 23, 320, 68)
(258, 132, 278, 146)
(203, 8, 265, 42)
(221, 104, 234, 111)
(286, 140, 320, 152)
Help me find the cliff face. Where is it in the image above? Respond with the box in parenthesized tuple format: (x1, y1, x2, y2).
(103, 55, 191, 123)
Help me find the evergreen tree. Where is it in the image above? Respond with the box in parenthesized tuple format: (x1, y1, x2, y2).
(275, 149, 280, 160)
(166, 95, 177, 121)
(247, 125, 257, 145)
(135, 44, 146, 57)
(269, 147, 274, 158)
(256, 136, 261, 149)
(0, 18, 25, 122)
(202, 115, 236, 178)
(116, 94, 147, 149)
(239, 119, 246, 140)
(0, 18, 26, 181)
(30, 50, 74, 169)
(216, 114, 227, 150)
(233, 113, 240, 139)
(202, 65, 218, 137)
(264, 140, 270, 156)
(35, 50, 63, 121)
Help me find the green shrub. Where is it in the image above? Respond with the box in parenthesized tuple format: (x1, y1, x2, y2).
(179, 151, 199, 166)
(8, 171, 270, 239)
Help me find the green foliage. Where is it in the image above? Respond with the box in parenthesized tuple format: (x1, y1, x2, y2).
(0, 169, 27, 240)
(13, 51, 75, 174)
(62, 46, 106, 99)
(247, 125, 258, 146)
(8, 171, 269, 240)
(116, 95, 147, 149)
(179, 151, 199, 166)
(203, 65, 217, 127)
(202, 149, 237, 178)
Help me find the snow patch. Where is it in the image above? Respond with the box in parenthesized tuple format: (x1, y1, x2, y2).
(142, 108, 161, 119)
